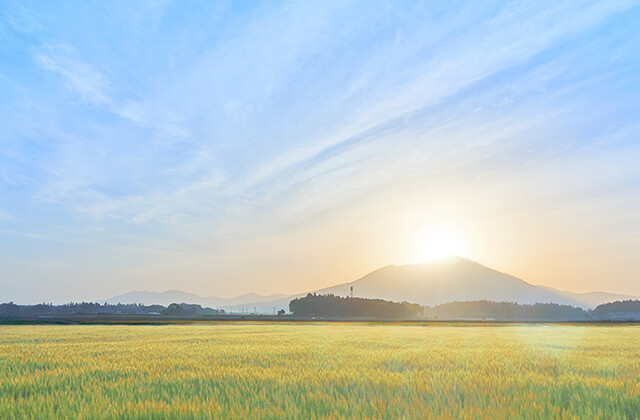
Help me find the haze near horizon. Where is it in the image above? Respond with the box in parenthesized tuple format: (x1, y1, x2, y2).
(1, 1, 640, 304)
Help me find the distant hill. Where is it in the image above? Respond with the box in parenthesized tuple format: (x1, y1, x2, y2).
(103, 290, 290, 313)
(311, 256, 638, 309)
(538, 287, 639, 309)
(103, 257, 638, 312)
(104, 290, 205, 306)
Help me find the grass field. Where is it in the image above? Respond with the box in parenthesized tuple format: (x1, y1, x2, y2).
(1, 322, 639, 419)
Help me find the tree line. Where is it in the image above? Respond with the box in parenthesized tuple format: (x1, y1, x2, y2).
(0, 302, 224, 316)
(424, 300, 588, 321)
(288, 294, 640, 321)
(289, 294, 423, 319)
(2, 297, 639, 321)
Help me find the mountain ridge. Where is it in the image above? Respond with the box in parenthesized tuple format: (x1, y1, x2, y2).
(102, 290, 290, 310)
(312, 256, 638, 309)
(103, 256, 639, 311)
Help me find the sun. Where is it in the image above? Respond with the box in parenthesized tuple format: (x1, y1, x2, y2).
(414, 224, 464, 262)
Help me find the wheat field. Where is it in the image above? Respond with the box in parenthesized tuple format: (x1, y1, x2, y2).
(1, 322, 638, 419)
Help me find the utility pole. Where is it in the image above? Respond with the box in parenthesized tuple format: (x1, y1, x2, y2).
(350, 286, 353, 298)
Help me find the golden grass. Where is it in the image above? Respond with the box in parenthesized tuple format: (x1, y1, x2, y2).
(1, 322, 639, 419)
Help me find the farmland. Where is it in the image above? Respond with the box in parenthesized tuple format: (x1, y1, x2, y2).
(1, 323, 639, 419)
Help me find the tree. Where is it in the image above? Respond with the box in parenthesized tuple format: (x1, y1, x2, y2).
(288, 294, 422, 319)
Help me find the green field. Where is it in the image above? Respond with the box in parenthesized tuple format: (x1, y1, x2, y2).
(1, 323, 639, 419)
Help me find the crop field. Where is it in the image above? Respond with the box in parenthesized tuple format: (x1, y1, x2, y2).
(1, 323, 639, 419)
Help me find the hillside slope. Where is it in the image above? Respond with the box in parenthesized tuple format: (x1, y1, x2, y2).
(312, 256, 634, 309)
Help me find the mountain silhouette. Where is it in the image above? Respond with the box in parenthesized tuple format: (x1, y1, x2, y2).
(103, 256, 638, 311)
(102, 290, 289, 311)
(310, 256, 637, 309)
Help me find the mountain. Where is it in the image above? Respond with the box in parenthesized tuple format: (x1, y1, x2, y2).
(104, 290, 206, 306)
(310, 256, 637, 309)
(103, 256, 638, 312)
(538, 287, 639, 309)
(103, 290, 290, 312)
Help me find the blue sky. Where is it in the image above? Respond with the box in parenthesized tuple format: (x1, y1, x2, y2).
(1, 0, 640, 303)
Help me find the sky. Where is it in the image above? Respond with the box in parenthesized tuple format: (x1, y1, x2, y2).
(1, 0, 640, 304)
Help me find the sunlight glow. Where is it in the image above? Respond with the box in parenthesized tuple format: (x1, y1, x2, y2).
(415, 224, 465, 262)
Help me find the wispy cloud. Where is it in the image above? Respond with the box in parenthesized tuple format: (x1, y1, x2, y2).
(240, 1, 637, 191)
(34, 43, 189, 139)
(1, 0, 639, 301)
(35, 44, 111, 105)
(21, 0, 640, 229)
